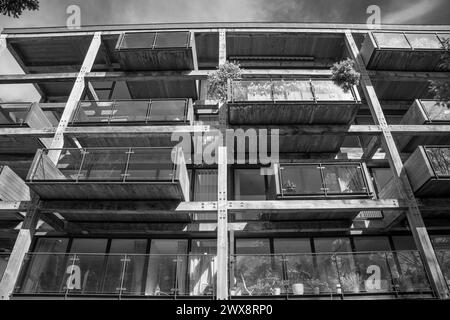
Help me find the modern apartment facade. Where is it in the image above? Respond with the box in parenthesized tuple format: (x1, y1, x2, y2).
(0, 23, 449, 300)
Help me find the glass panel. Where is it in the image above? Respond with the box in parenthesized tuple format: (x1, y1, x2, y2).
(280, 165, 323, 196)
(232, 81, 272, 101)
(194, 169, 218, 201)
(426, 147, 450, 177)
(99, 255, 124, 294)
(15, 253, 72, 294)
(149, 100, 186, 122)
(34, 238, 69, 253)
(273, 238, 311, 254)
(272, 80, 314, 101)
(70, 239, 108, 253)
(285, 254, 328, 295)
(67, 254, 106, 294)
(393, 251, 431, 292)
(235, 239, 270, 255)
(189, 240, 216, 296)
(322, 164, 367, 194)
(312, 80, 354, 101)
(0, 254, 10, 281)
(126, 148, 174, 181)
(435, 250, 450, 288)
(145, 240, 188, 296)
(406, 33, 442, 49)
(0, 105, 29, 125)
(154, 32, 189, 48)
(234, 169, 266, 200)
(421, 100, 450, 121)
(110, 100, 149, 123)
(120, 32, 156, 49)
(108, 239, 147, 296)
(72, 101, 114, 123)
(314, 238, 352, 253)
(373, 32, 410, 48)
(371, 168, 392, 193)
(232, 255, 284, 296)
(78, 149, 127, 181)
(53, 149, 85, 181)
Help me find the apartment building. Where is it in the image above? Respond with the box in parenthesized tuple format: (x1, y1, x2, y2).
(0, 23, 449, 300)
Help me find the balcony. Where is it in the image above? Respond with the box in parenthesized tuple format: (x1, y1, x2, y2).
(272, 162, 373, 199)
(116, 31, 195, 71)
(397, 100, 450, 152)
(68, 99, 193, 148)
(116, 31, 197, 100)
(361, 32, 449, 71)
(231, 251, 432, 298)
(26, 147, 190, 201)
(14, 253, 215, 299)
(228, 79, 361, 125)
(0, 103, 53, 154)
(0, 165, 30, 221)
(404, 146, 450, 197)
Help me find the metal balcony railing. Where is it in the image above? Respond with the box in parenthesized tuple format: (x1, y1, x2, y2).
(231, 251, 432, 297)
(230, 79, 359, 103)
(70, 99, 190, 125)
(14, 253, 216, 298)
(276, 162, 372, 198)
(117, 31, 191, 50)
(28, 147, 179, 183)
(372, 32, 448, 50)
(424, 146, 450, 178)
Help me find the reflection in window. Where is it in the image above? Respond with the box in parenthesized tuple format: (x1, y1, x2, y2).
(373, 32, 410, 48)
(234, 169, 267, 200)
(146, 240, 188, 296)
(190, 240, 216, 295)
(194, 169, 218, 201)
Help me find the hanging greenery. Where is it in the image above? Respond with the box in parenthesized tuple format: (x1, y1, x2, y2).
(429, 38, 450, 107)
(207, 61, 243, 102)
(0, 0, 39, 18)
(330, 58, 361, 92)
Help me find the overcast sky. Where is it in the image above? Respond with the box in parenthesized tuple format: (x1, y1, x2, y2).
(1, 0, 449, 101)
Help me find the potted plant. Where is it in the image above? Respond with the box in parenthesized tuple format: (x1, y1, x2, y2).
(340, 272, 362, 293)
(287, 266, 311, 295)
(207, 61, 243, 102)
(397, 274, 414, 292)
(282, 180, 297, 194)
(307, 278, 325, 295)
(330, 58, 361, 92)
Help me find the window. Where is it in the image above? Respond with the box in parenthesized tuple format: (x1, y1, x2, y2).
(194, 169, 218, 201)
(234, 169, 267, 200)
(34, 238, 69, 253)
(146, 240, 188, 295)
(353, 237, 391, 252)
(273, 238, 311, 254)
(189, 240, 216, 295)
(392, 236, 416, 251)
(235, 239, 270, 254)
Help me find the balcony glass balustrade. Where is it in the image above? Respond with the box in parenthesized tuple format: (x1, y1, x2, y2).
(419, 100, 450, 123)
(117, 31, 190, 50)
(277, 163, 371, 198)
(436, 250, 450, 289)
(14, 253, 216, 297)
(28, 147, 177, 183)
(424, 146, 450, 178)
(231, 251, 431, 297)
(230, 79, 357, 103)
(70, 99, 190, 125)
(0, 103, 32, 126)
(373, 32, 446, 50)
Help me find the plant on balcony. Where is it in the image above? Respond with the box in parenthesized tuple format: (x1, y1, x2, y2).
(207, 61, 243, 102)
(282, 180, 297, 193)
(246, 81, 272, 100)
(340, 272, 362, 293)
(330, 58, 361, 92)
(429, 38, 450, 107)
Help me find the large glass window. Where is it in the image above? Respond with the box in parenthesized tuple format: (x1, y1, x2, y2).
(189, 240, 216, 295)
(104, 239, 148, 295)
(34, 238, 69, 253)
(235, 239, 270, 254)
(273, 238, 311, 254)
(234, 169, 266, 200)
(146, 239, 188, 296)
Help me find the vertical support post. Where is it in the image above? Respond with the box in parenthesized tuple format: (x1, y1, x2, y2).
(47, 32, 102, 164)
(0, 195, 40, 300)
(0, 34, 6, 56)
(216, 29, 229, 300)
(345, 30, 449, 299)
